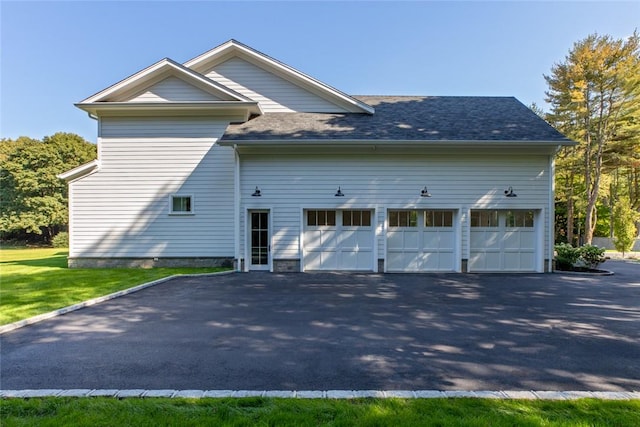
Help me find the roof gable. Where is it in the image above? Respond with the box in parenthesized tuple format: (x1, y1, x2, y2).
(184, 39, 374, 114)
(125, 76, 224, 103)
(80, 58, 251, 103)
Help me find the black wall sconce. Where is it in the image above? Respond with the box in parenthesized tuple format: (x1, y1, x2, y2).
(251, 186, 261, 197)
(504, 186, 517, 197)
(420, 186, 432, 197)
(335, 186, 344, 197)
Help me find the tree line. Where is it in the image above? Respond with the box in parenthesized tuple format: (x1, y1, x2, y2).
(543, 32, 640, 253)
(1, 33, 639, 251)
(0, 133, 96, 243)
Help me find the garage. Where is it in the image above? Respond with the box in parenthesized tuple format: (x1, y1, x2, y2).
(303, 209, 374, 271)
(386, 210, 456, 272)
(469, 210, 537, 272)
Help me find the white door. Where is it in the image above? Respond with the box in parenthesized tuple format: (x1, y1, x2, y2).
(303, 209, 374, 271)
(469, 210, 536, 272)
(387, 210, 456, 272)
(249, 210, 270, 271)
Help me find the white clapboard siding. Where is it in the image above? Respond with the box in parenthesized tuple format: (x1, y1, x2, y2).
(69, 117, 235, 258)
(100, 117, 228, 138)
(125, 76, 223, 102)
(239, 151, 551, 269)
(204, 57, 349, 113)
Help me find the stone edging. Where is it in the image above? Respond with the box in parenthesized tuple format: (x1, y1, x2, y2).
(0, 271, 235, 335)
(1, 389, 638, 400)
(553, 269, 614, 276)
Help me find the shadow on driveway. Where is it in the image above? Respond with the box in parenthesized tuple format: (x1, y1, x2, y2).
(2, 261, 639, 391)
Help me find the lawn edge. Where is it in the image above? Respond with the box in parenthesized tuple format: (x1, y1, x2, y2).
(1, 389, 639, 400)
(0, 271, 235, 335)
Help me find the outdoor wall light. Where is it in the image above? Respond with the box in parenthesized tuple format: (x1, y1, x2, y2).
(420, 186, 432, 197)
(335, 186, 344, 197)
(504, 186, 517, 197)
(251, 186, 262, 197)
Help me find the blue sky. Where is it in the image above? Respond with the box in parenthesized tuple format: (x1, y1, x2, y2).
(1, 1, 638, 142)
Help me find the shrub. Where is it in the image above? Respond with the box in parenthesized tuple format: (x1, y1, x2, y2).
(51, 232, 69, 248)
(579, 244, 606, 269)
(554, 243, 580, 269)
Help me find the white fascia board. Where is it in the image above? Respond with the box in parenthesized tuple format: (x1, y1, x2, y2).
(75, 101, 261, 120)
(58, 160, 99, 182)
(218, 139, 576, 148)
(80, 58, 252, 104)
(184, 39, 375, 115)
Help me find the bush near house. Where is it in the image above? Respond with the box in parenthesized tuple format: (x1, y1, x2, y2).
(554, 243, 606, 271)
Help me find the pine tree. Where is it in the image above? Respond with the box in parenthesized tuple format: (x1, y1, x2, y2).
(545, 32, 640, 244)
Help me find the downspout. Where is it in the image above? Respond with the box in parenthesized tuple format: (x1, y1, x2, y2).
(548, 147, 559, 272)
(234, 144, 241, 272)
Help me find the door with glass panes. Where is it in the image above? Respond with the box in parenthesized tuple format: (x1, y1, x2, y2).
(249, 211, 269, 270)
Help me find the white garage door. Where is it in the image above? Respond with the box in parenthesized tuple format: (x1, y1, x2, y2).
(303, 209, 374, 271)
(469, 210, 536, 272)
(386, 210, 456, 272)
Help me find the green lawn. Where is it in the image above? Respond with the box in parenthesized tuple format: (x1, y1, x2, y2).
(1, 397, 639, 426)
(0, 247, 229, 325)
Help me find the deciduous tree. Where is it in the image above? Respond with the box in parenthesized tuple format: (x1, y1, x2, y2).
(545, 32, 640, 244)
(0, 133, 96, 241)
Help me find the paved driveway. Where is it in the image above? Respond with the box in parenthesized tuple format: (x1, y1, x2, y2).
(2, 261, 639, 391)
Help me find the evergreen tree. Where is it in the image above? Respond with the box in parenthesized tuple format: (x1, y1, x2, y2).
(545, 32, 640, 244)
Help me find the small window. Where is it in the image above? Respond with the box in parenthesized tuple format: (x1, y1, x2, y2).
(507, 210, 534, 228)
(388, 210, 418, 227)
(171, 195, 193, 214)
(425, 210, 453, 227)
(342, 210, 371, 226)
(307, 210, 336, 226)
(470, 210, 498, 227)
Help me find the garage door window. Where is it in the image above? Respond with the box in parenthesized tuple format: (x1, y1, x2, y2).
(470, 210, 498, 227)
(342, 210, 371, 226)
(307, 210, 336, 226)
(389, 210, 418, 227)
(425, 210, 453, 227)
(506, 210, 534, 228)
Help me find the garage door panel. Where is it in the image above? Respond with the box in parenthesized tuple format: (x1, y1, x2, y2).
(387, 231, 404, 249)
(471, 231, 501, 249)
(423, 231, 454, 250)
(303, 210, 373, 271)
(469, 210, 537, 272)
(404, 231, 419, 250)
(341, 229, 373, 251)
(321, 229, 338, 247)
(388, 252, 420, 271)
(340, 251, 375, 270)
(304, 230, 322, 249)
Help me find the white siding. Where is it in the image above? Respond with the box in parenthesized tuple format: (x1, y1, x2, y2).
(100, 117, 227, 138)
(204, 57, 349, 113)
(125, 76, 222, 102)
(69, 117, 234, 258)
(239, 150, 551, 271)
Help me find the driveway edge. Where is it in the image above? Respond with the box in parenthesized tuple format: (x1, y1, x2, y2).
(1, 389, 638, 400)
(0, 271, 235, 335)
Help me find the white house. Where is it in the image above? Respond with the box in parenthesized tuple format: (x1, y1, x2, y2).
(61, 40, 573, 273)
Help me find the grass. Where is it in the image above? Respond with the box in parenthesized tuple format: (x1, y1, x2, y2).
(1, 397, 639, 426)
(0, 247, 229, 325)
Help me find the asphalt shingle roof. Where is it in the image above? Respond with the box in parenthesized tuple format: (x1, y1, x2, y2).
(221, 96, 571, 142)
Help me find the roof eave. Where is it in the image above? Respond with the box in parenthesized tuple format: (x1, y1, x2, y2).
(218, 138, 576, 147)
(75, 101, 262, 120)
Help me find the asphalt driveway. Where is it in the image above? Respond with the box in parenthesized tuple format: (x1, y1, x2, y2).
(2, 261, 639, 391)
